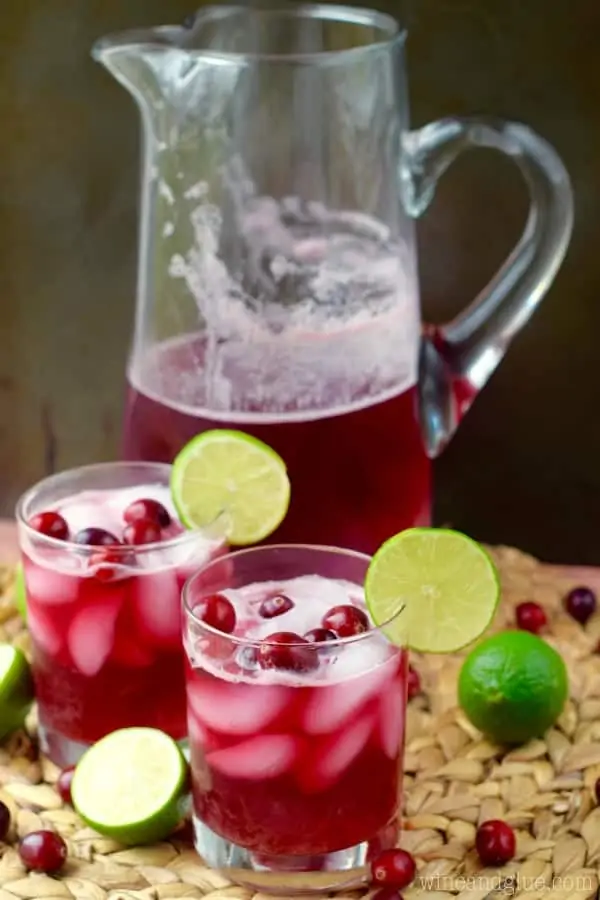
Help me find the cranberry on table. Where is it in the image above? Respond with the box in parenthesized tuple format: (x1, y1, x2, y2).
(74, 527, 120, 547)
(371, 848, 416, 889)
(475, 819, 516, 866)
(371, 889, 404, 900)
(123, 518, 162, 546)
(0, 800, 10, 841)
(407, 665, 421, 700)
(258, 632, 318, 673)
(564, 586, 596, 625)
(595, 778, 600, 804)
(303, 627, 338, 643)
(195, 594, 236, 634)
(259, 593, 294, 619)
(28, 511, 69, 541)
(124, 498, 171, 529)
(56, 767, 75, 805)
(321, 604, 369, 637)
(515, 601, 547, 634)
(19, 830, 68, 873)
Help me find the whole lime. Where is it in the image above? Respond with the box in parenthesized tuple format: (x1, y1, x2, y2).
(458, 630, 568, 745)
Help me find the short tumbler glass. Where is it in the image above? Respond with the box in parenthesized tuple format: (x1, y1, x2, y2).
(16, 461, 226, 766)
(183, 544, 407, 892)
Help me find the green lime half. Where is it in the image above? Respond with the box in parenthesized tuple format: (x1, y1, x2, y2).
(13, 563, 27, 622)
(458, 630, 568, 745)
(365, 527, 500, 653)
(171, 429, 291, 546)
(0, 644, 34, 739)
(71, 727, 187, 845)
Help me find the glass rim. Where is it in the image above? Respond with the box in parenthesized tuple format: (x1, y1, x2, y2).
(93, 4, 406, 68)
(15, 460, 227, 556)
(182, 542, 405, 649)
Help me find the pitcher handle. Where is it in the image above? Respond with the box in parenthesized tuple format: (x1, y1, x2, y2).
(402, 117, 574, 457)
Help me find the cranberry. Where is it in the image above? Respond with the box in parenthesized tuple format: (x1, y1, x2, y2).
(28, 511, 69, 541)
(371, 890, 403, 900)
(0, 801, 10, 841)
(407, 665, 421, 700)
(564, 586, 596, 625)
(515, 601, 547, 634)
(259, 593, 294, 619)
(258, 632, 318, 673)
(123, 518, 162, 546)
(595, 778, 600, 804)
(303, 628, 338, 643)
(196, 594, 236, 634)
(89, 547, 130, 581)
(322, 605, 369, 637)
(19, 830, 67, 873)
(56, 767, 75, 805)
(475, 819, 516, 866)
(74, 527, 120, 547)
(371, 848, 416, 889)
(124, 498, 171, 529)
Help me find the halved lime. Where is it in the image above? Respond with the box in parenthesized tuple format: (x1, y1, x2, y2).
(171, 429, 291, 546)
(71, 727, 187, 845)
(0, 644, 34, 739)
(13, 563, 27, 622)
(365, 528, 500, 653)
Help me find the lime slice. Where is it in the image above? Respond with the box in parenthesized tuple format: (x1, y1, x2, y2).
(365, 527, 500, 653)
(0, 645, 34, 739)
(13, 563, 27, 622)
(71, 727, 187, 845)
(171, 429, 291, 546)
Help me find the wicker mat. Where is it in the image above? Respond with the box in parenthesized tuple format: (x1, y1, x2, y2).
(0, 547, 599, 900)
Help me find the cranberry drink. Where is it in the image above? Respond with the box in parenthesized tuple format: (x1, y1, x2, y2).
(17, 463, 225, 766)
(184, 546, 407, 879)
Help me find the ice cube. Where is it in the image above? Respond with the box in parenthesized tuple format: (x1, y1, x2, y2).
(206, 734, 300, 779)
(67, 597, 121, 677)
(378, 687, 405, 759)
(27, 604, 63, 658)
(131, 570, 181, 647)
(303, 659, 394, 734)
(187, 677, 289, 735)
(297, 713, 375, 793)
(23, 561, 78, 606)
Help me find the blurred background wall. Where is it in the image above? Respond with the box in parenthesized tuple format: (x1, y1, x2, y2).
(0, 0, 598, 563)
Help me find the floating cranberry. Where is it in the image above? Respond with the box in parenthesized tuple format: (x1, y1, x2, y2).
(564, 586, 596, 625)
(56, 767, 75, 805)
(123, 518, 162, 546)
(371, 848, 416, 889)
(595, 778, 600, 805)
(322, 604, 369, 637)
(303, 628, 338, 643)
(74, 527, 120, 547)
(124, 498, 171, 529)
(196, 594, 236, 634)
(516, 601, 547, 634)
(19, 830, 67, 873)
(0, 801, 10, 841)
(89, 547, 130, 581)
(259, 593, 294, 619)
(28, 511, 69, 541)
(475, 819, 516, 866)
(258, 632, 318, 673)
(407, 665, 421, 700)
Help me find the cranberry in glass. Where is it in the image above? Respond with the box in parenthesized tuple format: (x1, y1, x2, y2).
(28, 511, 69, 541)
(124, 498, 171, 529)
(56, 767, 75, 805)
(74, 527, 119, 547)
(259, 593, 294, 619)
(475, 819, 516, 866)
(515, 601, 547, 634)
(19, 830, 67, 873)
(564, 586, 596, 625)
(89, 547, 131, 582)
(258, 632, 318, 673)
(371, 848, 416, 888)
(0, 801, 10, 841)
(123, 518, 162, 546)
(322, 604, 369, 637)
(196, 594, 236, 634)
(407, 665, 421, 700)
(303, 628, 338, 643)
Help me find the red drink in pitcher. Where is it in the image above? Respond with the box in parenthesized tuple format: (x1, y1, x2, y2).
(16, 462, 226, 767)
(183, 546, 407, 886)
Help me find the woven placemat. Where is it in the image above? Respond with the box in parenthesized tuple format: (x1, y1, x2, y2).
(0, 547, 598, 900)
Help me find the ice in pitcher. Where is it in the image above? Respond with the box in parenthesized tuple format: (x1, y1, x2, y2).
(186, 575, 407, 857)
(20, 476, 225, 761)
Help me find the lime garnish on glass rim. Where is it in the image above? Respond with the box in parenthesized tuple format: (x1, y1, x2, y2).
(365, 527, 500, 653)
(71, 727, 187, 845)
(170, 429, 291, 546)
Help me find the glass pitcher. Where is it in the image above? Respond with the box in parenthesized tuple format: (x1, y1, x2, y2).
(93, 5, 573, 554)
